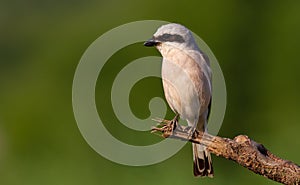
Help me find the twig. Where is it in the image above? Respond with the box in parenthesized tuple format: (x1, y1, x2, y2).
(151, 122, 300, 185)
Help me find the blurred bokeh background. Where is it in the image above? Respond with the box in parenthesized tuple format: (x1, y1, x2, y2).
(1, 0, 299, 184)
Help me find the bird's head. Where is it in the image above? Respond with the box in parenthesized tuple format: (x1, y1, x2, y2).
(144, 23, 199, 51)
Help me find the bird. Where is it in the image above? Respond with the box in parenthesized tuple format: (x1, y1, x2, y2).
(144, 23, 213, 177)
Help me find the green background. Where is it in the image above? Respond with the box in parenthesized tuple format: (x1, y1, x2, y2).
(1, 0, 299, 184)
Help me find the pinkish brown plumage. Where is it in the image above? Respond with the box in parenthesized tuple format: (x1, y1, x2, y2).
(144, 23, 213, 177)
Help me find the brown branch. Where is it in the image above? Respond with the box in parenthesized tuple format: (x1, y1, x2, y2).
(151, 122, 300, 185)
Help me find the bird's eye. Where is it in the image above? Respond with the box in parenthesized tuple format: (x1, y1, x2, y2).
(162, 34, 172, 40)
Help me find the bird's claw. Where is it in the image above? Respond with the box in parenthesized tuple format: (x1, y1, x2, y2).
(151, 115, 184, 137)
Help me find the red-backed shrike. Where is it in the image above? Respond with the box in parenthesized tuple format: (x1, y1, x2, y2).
(144, 23, 213, 177)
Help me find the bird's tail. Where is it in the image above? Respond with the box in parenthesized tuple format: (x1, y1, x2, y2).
(192, 143, 214, 177)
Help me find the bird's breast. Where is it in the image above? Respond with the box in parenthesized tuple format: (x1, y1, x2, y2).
(160, 47, 211, 122)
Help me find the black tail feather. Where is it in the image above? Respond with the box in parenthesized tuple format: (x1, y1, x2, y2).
(193, 144, 214, 177)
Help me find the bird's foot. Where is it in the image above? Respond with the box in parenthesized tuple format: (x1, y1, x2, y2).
(183, 126, 194, 133)
(151, 115, 182, 137)
(192, 129, 200, 139)
(182, 126, 198, 139)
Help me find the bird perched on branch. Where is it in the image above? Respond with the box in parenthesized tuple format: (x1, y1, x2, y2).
(144, 23, 213, 177)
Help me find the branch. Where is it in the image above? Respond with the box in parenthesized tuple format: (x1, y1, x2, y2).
(151, 121, 300, 185)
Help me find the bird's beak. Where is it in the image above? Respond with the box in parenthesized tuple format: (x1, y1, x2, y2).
(143, 39, 159, 47)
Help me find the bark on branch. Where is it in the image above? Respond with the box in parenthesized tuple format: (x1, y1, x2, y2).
(151, 121, 300, 185)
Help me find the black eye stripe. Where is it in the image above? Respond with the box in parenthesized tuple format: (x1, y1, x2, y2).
(154, 34, 185, 43)
(162, 33, 172, 39)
